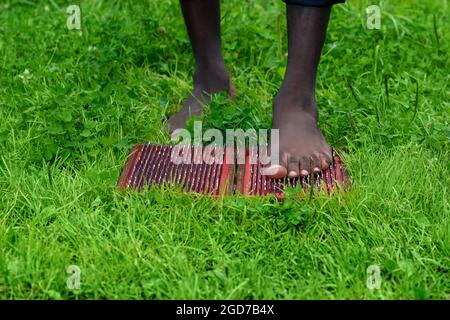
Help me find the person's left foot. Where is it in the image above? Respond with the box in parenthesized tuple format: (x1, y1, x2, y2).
(264, 95, 332, 179)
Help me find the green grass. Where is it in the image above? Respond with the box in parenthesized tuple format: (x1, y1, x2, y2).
(0, 0, 448, 299)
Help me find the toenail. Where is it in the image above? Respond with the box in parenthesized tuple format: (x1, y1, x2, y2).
(288, 171, 298, 178)
(300, 170, 309, 176)
(313, 167, 321, 173)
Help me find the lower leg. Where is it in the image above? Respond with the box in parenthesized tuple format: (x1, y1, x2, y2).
(276, 4, 331, 117)
(167, 0, 234, 132)
(266, 4, 333, 178)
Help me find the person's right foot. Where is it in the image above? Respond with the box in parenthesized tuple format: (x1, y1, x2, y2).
(166, 64, 235, 132)
(263, 94, 333, 179)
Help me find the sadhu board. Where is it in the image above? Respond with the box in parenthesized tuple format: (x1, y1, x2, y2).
(117, 143, 350, 199)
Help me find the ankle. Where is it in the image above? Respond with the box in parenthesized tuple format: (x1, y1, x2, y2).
(274, 90, 318, 119)
(193, 61, 230, 94)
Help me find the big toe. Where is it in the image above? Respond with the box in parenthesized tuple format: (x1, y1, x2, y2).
(262, 164, 287, 179)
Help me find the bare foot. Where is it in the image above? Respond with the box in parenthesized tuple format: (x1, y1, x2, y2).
(166, 64, 235, 133)
(264, 96, 332, 179)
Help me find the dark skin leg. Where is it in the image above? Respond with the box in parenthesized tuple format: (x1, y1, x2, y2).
(171, 2, 333, 178)
(167, 0, 235, 132)
(264, 5, 333, 178)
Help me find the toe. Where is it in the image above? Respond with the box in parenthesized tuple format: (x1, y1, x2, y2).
(311, 154, 322, 173)
(320, 152, 332, 170)
(299, 156, 310, 176)
(263, 164, 287, 179)
(287, 157, 300, 178)
(263, 153, 288, 178)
